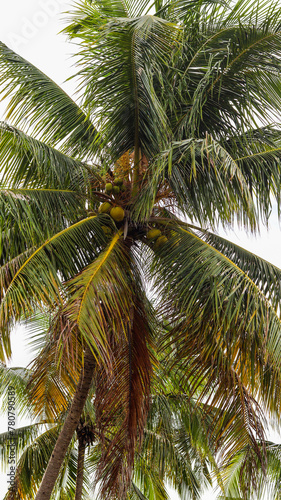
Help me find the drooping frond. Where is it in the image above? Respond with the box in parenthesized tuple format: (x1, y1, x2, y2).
(138, 392, 216, 500)
(146, 225, 281, 487)
(0, 43, 101, 158)
(0, 423, 54, 469)
(224, 126, 281, 222)
(0, 188, 84, 251)
(3, 425, 60, 499)
(94, 284, 153, 498)
(222, 441, 281, 500)
(199, 228, 281, 310)
(0, 364, 31, 418)
(0, 215, 114, 359)
(171, 2, 281, 139)
(0, 122, 97, 191)
(152, 226, 281, 375)
(66, 232, 133, 361)
(132, 136, 257, 228)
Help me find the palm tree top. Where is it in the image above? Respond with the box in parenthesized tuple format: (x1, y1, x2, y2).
(2, 0, 281, 498)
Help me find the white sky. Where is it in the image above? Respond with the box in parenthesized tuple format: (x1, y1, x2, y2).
(0, 1, 281, 499)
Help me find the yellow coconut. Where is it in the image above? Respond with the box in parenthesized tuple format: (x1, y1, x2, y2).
(110, 206, 125, 222)
(154, 235, 168, 249)
(147, 229, 161, 240)
(98, 202, 111, 214)
(114, 177, 123, 186)
(105, 182, 113, 193)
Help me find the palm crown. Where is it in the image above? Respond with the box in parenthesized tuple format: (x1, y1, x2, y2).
(2, 0, 281, 498)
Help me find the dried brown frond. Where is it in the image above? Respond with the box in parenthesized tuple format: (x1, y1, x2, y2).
(94, 295, 153, 499)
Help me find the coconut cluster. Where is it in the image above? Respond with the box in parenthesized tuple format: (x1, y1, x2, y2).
(146, 228, 168, 249)
(98, 176, 125, 223)
(105, 177, 124, 196)
(98, 201, 125, 222)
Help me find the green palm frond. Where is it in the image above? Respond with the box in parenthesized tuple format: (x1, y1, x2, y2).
(66, 232, 133, 356)
(0, 423, 54, 467)
(224, 126, 281, 221)
(0, 215, 114, 359)
(65, 10, 181, 159)
(132, 136, 257, 228)
(171, 2, 281, 139)
(0, 44, 101, 158)
(0, 188, 85, 250)
(3, 425, 62, 499)
(0, 122, 96, 190)
(69, 0, 155, 20)
(199, 229, 281, 310)
(138, 393, 216, 499)
(0, 364, 31, 418)
(223, 441, 281, 500)
(148, 227, 281, 467)
(152, 226, 281, 374)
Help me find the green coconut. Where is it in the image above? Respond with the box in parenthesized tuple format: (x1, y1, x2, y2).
(114, 177, 123, 186)
(110, 206, 125, 222)
(154, 235, 168, 249)
(105, 182, 113, 193)
(113, 185, 120, 195)
(147, 229, 161, 240)
(98, 202, 111, 214)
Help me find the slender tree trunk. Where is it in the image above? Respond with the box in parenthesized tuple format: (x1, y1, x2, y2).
(75, 437, 86, 500)
(35, 345, 95, 500)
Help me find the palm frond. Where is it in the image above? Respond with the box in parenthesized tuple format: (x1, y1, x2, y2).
(65, 11, 181, 159)
(169, 1, 281, 140)
(199, 228, 281, 310)
(93, 276, 153, 497)
(152, 226, 281, 375)
(0, 188, 85, 250)
(223, 441, 281, 500)
(0, 215, 114, 359)
(0, 364, 31, 418)
(0, 122, 96, 190)
(27, 315, 82, 421)
(0, 43, 101, 158)
(3, 425, 60, 499)
(66, 232, 133, 359)
(0, 423, 54, 468)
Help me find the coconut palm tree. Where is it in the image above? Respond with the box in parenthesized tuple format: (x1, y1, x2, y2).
(2, 0, 281, 498)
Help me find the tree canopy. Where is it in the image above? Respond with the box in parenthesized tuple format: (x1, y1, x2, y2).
(2, 0, 281, 498)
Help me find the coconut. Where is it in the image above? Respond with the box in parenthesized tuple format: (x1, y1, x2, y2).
(147, 229, 161, 240)
(98, 202, 111, 214)
(113, 185, 120, 195)
(114, 178, 123, 186)
(154, 235, 168, 249)
(105, 183, 113, 193)
(110, 206, 125, 222)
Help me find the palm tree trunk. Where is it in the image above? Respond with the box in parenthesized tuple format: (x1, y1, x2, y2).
(35, 345, 95, 500)
(74, 437, 86, 500)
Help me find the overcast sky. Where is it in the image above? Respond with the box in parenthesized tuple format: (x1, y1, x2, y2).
(0, 1, 281, 499)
